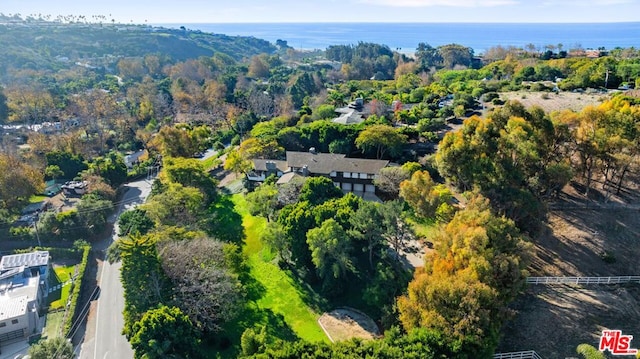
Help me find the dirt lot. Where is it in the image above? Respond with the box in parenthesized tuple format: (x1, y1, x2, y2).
(530, 184, 640, 278)
(499, 285, 640, 358)
(318, 308, 380, 342)
(499, 90, 608, 113)
(497, 179, 640, 357)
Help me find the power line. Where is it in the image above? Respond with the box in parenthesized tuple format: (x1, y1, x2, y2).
(0, 194, 148, 232)
(49, 286, 101, 359)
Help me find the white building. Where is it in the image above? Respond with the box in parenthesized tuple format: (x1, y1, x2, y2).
(0, 251, 49, 344)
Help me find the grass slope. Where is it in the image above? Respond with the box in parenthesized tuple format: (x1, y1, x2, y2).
(48, 264, 76, 310)
(231, 194, 328, 343)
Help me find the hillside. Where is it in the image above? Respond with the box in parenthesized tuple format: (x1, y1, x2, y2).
(498, 178, 640, 358)
(0, 19, 276, 77)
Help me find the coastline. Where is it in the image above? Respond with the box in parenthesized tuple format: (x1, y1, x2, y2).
(152, 22, 640, 54)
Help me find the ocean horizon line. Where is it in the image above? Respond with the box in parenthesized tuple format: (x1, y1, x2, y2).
(154, 21, 640, 25)
(151, 22, 640, 54)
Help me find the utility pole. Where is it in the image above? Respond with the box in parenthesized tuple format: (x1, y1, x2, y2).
(33, 214, 42, 247)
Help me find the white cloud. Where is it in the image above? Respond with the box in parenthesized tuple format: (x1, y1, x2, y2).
(358, 0, 517, 7)
(541, 0, 634, 6)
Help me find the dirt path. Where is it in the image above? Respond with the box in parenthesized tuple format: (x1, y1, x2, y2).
(318, 308, 380, 342)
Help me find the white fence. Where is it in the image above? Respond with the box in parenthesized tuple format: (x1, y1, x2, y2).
(527, 276, 640, 285)
(493, 350, 543, 359)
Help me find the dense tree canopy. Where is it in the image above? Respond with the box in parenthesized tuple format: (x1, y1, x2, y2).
(0, 154, 43, 210)
(161, 157, 218, 203)
(298, 176, 344, 205)
(28, 338, 74, 359)
(144, 183, 206, 228)
(355, 124, 407, 159)
(436, 101, 570, 231)
(158, 237, 243, 333)
(120, 233, 171, 337)
(118, 208, 155, 237)
(400, 170, 453, 220)
(45, 151, 88, 180)
(397, 195, 531, 357)
(307, 218, 356, 292)
(130, 305, 201, 359)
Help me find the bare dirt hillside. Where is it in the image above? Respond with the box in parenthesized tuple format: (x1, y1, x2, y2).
(499, 91, 608, 113)
(497, 178, 640, 358)
(499, 286, 640, 358)
(475, 89, 639, 358)
(530, 186, 640, 278)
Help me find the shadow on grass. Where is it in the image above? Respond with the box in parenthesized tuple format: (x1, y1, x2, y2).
(211, 304, 299, 359)
(278, 261, 381, 320)
(239, 264, 266, 303)
(207, 196, 245, 243)
(281, 264, 331, 314)
(42, 310, 64, 339)
(283, 260, 399, 324)
(46, 269, 64, 305)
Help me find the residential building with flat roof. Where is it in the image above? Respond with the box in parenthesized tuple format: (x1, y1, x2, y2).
(0, 251, 49, 344)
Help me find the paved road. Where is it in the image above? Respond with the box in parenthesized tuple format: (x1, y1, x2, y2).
(80, 179, 152, 359)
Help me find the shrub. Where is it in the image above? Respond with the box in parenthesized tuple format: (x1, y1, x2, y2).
(600, 251, 616, 264)
(63, 244, 91, 336)
(241, 326, 267, 356)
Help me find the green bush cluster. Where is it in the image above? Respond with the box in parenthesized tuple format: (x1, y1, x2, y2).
(63, 244, 91, 336)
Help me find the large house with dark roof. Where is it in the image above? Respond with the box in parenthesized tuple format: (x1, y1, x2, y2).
(248, 150, 389, 193)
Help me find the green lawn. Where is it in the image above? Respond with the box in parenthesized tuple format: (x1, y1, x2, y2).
(406, 215, 440, 240)
(42, 310, 64, 339)
(231, 194, 328, 343)
(201, 154, 222, 171)
(29, 195, 48, 203)
(48, 265, 77, 311)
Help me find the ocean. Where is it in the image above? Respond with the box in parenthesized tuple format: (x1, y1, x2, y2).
(155, 22, 640, 55)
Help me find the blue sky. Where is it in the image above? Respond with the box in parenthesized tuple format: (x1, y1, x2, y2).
(3, 0, 639, 23)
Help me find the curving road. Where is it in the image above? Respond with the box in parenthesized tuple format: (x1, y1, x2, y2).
(79, 178, 152, 359)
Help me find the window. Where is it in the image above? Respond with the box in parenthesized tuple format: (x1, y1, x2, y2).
(0, 322, 6, 327)
(11, 319, 18, 324)
(343, 172, 351, 178)
(330, 171, 337, 177)
(359, 173, 367, 179)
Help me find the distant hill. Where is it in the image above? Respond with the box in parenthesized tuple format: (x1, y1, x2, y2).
(0, 19, 276, 74)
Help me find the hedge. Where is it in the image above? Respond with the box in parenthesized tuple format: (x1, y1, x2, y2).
(63, 245, 91, 336)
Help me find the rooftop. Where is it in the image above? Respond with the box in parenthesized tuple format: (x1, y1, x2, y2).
(286, 151, 388, 175)
(0, 251, 48, 321)
(0, 294, 32, 322)
(332, 109, 364, 125)
(0, 274, 40, 321)
(0, 251, 49, 271)
(276, 172, 303, 185)
(253, 159, 288, 172)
